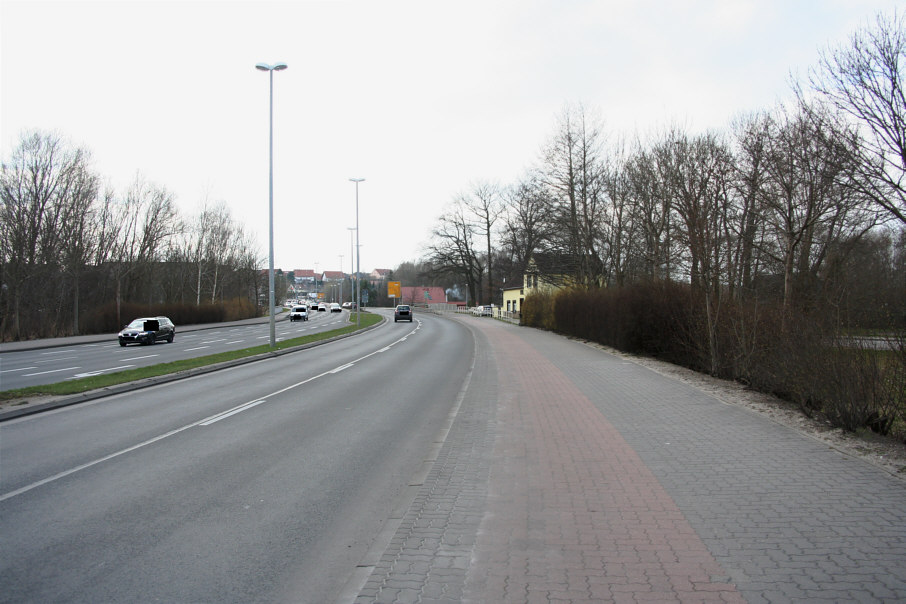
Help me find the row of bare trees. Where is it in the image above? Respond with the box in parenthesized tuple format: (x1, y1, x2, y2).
(425, 12, 905, 335)
(0, 131, 264, 340)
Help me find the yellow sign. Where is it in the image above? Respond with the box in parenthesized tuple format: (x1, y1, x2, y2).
(388, 281, 401, 298)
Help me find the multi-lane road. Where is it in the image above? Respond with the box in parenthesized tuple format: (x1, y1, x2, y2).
(1, 309, 474, 603)
(0, 310, 350, 391)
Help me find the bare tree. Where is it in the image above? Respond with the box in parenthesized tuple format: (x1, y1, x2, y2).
(425, 200, 485, 305)
(108, 174, 178, 325)
(56, 151, 101, 334)
(728, 112, 772, 296)
(759, 103, 874, 311)
(539, 104, 608, 286)
(189, 199, 214, 305)
(624, 140, 675, 281)
(461, 182, 503, 304)
(666, 132, 735, 374)
(808, 11, 906, 224)
(0, 131, 98, 338)
(501, 175, 552, 279)
(601, 138, 640, 287)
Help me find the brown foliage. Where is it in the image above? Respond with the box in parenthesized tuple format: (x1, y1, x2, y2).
(82, 301, 260, 335)
(538, 283, 906, 438)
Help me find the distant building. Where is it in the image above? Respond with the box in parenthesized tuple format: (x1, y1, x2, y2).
(293, 269, 317, 284)
(502, 255, 572, 314)
(370, 268, 392, 281)
(321, 271, 346, 282)
(400, 286, 447, 306)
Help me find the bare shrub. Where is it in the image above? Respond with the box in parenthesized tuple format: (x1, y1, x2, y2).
(521, 290, 556, 330)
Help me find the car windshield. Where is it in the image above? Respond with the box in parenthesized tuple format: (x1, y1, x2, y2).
(398, 306, 410, 311)
(126, 319, 147, 329)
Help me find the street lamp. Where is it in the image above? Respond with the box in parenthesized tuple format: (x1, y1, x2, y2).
(338, 254, 343, 304)
(349, 178, 364, 327)
(347, 227, 356, 311)
(256, 61, 287, 348)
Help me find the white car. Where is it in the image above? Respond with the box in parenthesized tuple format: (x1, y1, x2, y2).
(289, 305, 308, 322)
(330, 303, 342, 313)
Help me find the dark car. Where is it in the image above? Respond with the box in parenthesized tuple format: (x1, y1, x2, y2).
(118, 316, 175, 346)
(394, 305, 413, 322)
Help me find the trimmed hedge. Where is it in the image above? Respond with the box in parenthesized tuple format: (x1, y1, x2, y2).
(522, 283, 906, 438)
(83, 299, 261, 334)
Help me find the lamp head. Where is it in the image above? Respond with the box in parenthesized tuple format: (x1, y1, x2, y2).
(256, 62, 288, 71)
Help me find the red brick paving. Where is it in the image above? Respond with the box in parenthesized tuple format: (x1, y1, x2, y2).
(464, 325, 745, 603)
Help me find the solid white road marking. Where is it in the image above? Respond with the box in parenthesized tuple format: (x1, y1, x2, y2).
(199, 400, 267, 425)
(1, 320, 422, 501)
(24, 366, 80, 377)
(70, 365, 134, 379)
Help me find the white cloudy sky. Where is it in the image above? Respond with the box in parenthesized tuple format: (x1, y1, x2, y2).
(1, 0, 901, 273)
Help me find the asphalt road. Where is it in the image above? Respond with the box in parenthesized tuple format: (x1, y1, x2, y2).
(0, 309, 473, 603)
(0, 310, 349, 390)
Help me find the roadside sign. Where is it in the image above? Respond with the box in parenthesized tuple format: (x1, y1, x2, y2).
(388, 281, 401, 298)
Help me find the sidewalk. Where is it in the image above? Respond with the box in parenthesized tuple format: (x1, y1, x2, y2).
(352, 316, 906, 603)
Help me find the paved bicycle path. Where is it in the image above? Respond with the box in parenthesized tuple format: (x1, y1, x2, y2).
(353, 316, 906, 603)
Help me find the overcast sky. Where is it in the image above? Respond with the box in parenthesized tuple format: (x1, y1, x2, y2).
(2, 0, 901, 274)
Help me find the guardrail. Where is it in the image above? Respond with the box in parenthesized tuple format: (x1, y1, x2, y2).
(417, 304, 520, 325)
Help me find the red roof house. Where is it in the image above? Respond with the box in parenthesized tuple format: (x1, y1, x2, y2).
(400, 286, 447, 305)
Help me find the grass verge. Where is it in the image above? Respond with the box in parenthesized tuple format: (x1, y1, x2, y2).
(0, 312, 382, 402)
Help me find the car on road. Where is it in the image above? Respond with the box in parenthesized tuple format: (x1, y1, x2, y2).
(118, 316, 175, 346)
(394, 305, 413, 322)
(330, 303, 342, 313)
(471, 305, 493, 317)
(317, 303, 327, 312)
(289, 305, 308, 321)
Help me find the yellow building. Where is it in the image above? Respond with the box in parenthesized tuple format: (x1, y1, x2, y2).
(502, 256, 568, 314)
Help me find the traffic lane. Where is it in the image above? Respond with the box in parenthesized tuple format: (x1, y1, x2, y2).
(0, 311, 349, 390)
(0, 313, 470, 603)
(0, 312, 344, 388)
(0, 312, 416, 494)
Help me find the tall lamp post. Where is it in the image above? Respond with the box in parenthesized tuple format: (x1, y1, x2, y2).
(338, 254, 343, 304)
(256, 61, 287, 349)
(349, 178, 364, 327)
(347, 227, 356, 311)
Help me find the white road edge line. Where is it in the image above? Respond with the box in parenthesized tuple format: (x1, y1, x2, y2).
(24, 366, 80, 377)
(200, 400, 267, 425)
(0, 422, 197, 503)
(121, 355, 158, 361)
(0, 320, 421, 501)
